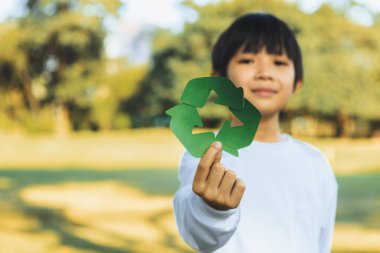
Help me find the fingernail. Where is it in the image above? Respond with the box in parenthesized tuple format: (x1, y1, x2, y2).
(213, 141, 222, 149)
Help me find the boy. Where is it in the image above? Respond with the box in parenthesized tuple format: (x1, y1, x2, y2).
(173, 13, 338, 253)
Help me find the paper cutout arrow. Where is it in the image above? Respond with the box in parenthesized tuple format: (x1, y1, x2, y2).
(166, 76, 261, 157)
(181, 77, 243, 110)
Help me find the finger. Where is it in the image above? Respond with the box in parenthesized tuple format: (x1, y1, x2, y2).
(218, 170, 237, 197)
(205, 162, 225, 190)
(213, 144, 222, 164)
(229, 179, 246, 208)
(193, 141, 222, 184)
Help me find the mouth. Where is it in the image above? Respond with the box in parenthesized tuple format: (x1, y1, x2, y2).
(250, 88, 278, 97)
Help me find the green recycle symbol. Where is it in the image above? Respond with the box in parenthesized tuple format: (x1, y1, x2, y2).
(165, 76, 261, 158)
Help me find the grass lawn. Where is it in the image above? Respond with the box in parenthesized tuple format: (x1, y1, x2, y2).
(0, 129, 379, 252)
(1, 128, 380, 175)
(0, 168, 379, 252)
(0, 168, 190, 253)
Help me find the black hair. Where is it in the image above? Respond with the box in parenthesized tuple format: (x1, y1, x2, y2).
(212, 13, 303, 87)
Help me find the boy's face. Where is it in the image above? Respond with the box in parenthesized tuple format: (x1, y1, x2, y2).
(226, 46, 301, 119)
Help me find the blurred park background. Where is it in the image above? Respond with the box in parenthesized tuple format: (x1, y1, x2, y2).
(1, 0, 380, 252)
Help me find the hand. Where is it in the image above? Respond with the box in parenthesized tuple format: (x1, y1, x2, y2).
(192, 142, 245, 211)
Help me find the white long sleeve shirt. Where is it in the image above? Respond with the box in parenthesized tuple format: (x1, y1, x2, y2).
(173, 133, 338, 253)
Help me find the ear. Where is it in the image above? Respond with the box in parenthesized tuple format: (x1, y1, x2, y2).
(293, 80, 302, 93)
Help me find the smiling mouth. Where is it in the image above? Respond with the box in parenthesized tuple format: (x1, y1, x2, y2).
(251, 88, 277, 97)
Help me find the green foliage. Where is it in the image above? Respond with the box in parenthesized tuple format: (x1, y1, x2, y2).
(89, 63, 147, 130)
(2, 0, 380, 135)
(129, 0, 380, 137)
(287, 4, 380, 120)
(0, 0, 151, 132)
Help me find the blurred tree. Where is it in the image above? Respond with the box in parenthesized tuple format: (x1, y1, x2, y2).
(287, 4, 380, 136)
(128, 0, 380, 137)
(89, 60, 147, 130)
(127, 0, 306, 127)
(124, 30, 180, 127)
(0, 0, 126, 133)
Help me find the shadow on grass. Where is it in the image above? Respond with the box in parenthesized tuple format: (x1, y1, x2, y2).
(0, 168, 194, 253)
(23, 205, 137, 253)
(336, 172, 380, 229)
(1, 168, 380, 252)
(0, 168, 179, 197)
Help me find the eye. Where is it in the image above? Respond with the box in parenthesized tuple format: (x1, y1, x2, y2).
(274, 60, 289, 66)
(238, 58, 254, 64)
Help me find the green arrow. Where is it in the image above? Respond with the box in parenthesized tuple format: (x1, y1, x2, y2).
(166, 103, 215, 157)
(215, 98, 261, 156)
(181, 76, 244, 110)
(166, 76, 261, 158)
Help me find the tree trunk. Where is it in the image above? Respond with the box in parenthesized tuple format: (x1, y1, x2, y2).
(55, 101, 70, 137)
(18, 69, 40, 114)
(335, 111, 352, 137)
(369, 120, 380, 137)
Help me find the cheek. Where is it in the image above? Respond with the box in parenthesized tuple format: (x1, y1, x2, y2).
(282, 70, 295, 92)
(227, 66, 250, 88)
(227, 68, 240, 87)
(276, 71, 295, 102)
(282, 83, 294, 99)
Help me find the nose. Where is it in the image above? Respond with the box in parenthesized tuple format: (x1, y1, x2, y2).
(254, 59, 274, 81)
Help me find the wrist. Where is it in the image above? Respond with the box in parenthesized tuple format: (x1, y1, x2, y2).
(204, 200, 231, 211)
(192, 193, 239, 217)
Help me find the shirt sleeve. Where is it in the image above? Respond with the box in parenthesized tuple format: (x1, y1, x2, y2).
(318, 156, 339, 253)
(173, 150, 240, 253)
